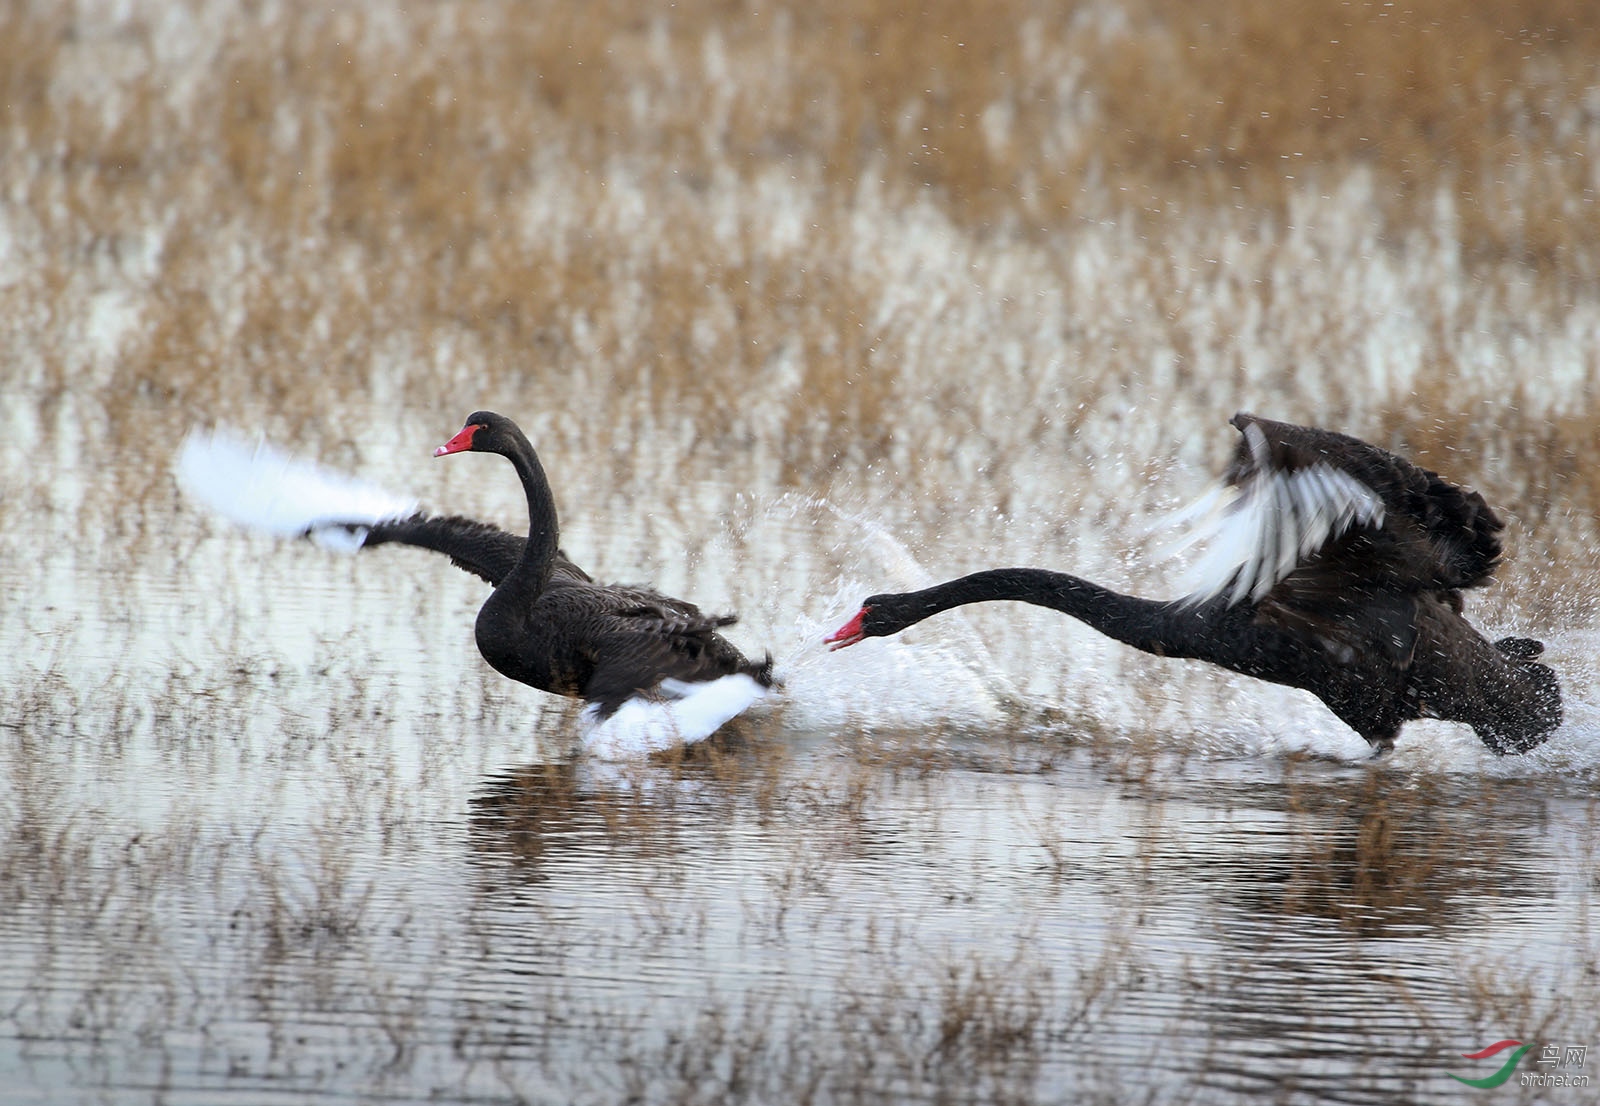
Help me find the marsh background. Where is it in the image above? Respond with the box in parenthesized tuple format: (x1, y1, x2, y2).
(3, 1, 1599, 1102)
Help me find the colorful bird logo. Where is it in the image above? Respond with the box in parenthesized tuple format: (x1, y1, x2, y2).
(1450, 1040, 1533, 1088)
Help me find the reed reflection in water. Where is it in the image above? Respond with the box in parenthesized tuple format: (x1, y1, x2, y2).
(3, 633, 1597, 1106)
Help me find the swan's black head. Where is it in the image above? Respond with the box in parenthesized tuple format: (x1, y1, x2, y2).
(824, 594, 919, 650)
(1476, 646, 1563, 755)
(435, 411, 514, 457)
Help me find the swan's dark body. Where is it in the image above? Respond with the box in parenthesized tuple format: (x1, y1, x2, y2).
(828, 413, 1561, 755)
(343, 412, 773, 717)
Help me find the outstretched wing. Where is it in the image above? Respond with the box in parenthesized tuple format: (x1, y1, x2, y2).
(322, 513, 522, 585)
(177, 425, 598, 588)
(178, 427, 419, 541)
(307, 513, 594, 588)
(1176, 412, 1504, 607)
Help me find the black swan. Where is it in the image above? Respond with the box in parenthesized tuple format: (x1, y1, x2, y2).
(178, 414, 775, 754)
(825, 413, 1561, 755)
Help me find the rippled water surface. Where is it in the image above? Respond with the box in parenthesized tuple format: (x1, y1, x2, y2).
(4, 490, 1600, 1105)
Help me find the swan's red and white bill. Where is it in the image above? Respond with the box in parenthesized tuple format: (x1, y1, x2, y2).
(434, 423, 483, 457)
(177, 427, 417, 551)
(825, 609, 869, 650)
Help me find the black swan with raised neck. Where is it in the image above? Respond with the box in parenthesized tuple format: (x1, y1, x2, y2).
(826, 413, 1561, 756)
(432, 412, 774, 723)
(178, 413, 775, 754)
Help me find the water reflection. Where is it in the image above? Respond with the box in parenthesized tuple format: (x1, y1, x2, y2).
(2, 695, 1595, 1106)
(1273, 774, 1548, 937)
(465, 729, 782, 883)
(1184, 773, 1552, 940)
(468, 761, 594, 880)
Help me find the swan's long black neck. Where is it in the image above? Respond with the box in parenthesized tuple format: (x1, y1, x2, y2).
(880, 569, 1215, 658)
(499, 425, 560, 592)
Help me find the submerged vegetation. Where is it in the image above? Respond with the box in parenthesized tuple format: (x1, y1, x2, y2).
(2, 0, 1598, 1102)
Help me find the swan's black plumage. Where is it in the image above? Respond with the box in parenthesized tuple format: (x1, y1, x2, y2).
(343, 513, 588, 588)
(339, 412, 772, 717)
(827, 413, 1561, 755)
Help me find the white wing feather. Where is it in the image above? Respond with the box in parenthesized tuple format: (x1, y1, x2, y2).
(177, 428, 418, 551)
(1171, 425, 1385, 605)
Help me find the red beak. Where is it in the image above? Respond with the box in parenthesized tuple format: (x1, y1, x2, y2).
(434, 424, 481, 457)
(825, 608, 868, 651)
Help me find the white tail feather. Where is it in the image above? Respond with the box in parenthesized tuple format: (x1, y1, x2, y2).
(177, 428, 417, 551)
(580, 674, 770, 759)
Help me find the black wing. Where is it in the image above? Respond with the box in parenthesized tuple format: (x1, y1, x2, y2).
(1227, 413, 1503, 595)
(312, 512, 592, 588)
(1183, 413, 1505, 609)
(562, 585, 770, 717)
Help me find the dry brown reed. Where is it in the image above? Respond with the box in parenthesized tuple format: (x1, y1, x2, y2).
(1275, 767, 1515, 935)
(6, 1, 1595, 502)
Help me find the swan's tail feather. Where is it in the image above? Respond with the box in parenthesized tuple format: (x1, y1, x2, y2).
(177, 427, 418, 552)
(580, 673, 772, 759)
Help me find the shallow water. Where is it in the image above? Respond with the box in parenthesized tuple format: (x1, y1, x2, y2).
(4, 476, 1600, 1105)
